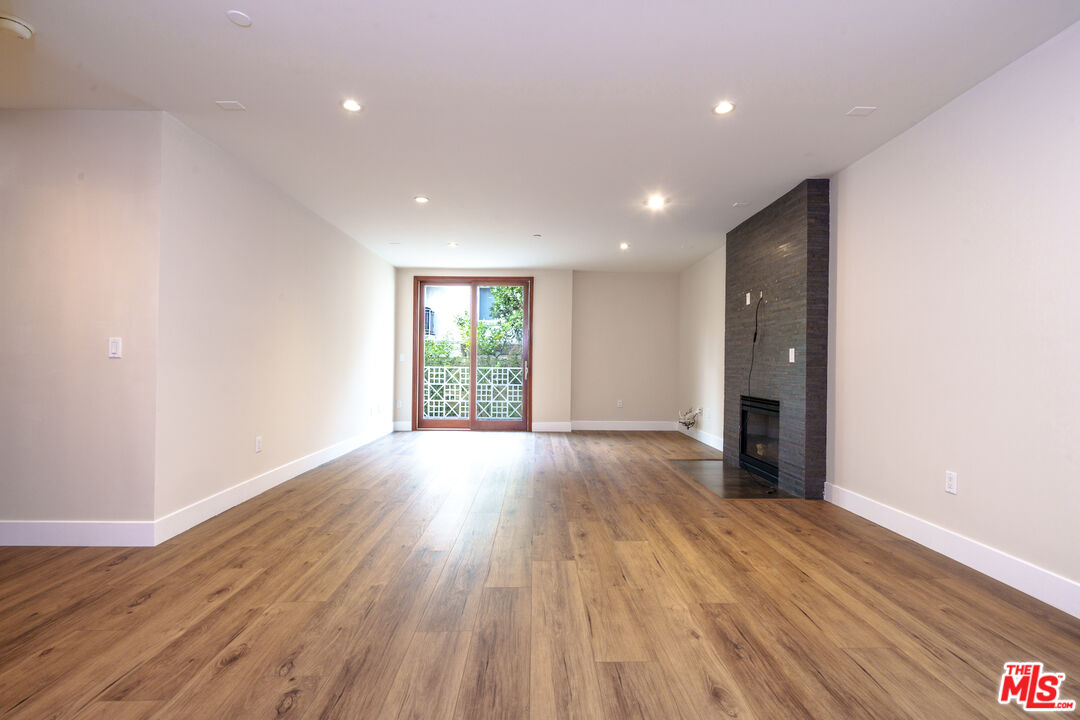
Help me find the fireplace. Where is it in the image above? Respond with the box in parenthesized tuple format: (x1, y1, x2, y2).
(740, 396, 779, 484)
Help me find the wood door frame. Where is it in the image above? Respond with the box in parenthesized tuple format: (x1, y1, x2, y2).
(412, 276, 533, 432)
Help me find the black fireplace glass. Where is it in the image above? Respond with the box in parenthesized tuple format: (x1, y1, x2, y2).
(739, 396, 780, 483)
(744, 411, 779, 466)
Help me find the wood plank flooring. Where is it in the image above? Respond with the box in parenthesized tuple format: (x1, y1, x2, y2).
(1, 431, 1077, 719)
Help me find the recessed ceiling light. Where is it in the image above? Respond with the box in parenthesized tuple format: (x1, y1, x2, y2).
(846, 106, 877, 117)
(0, 14, 33, 39)
(342, 99, 362, 113)
(414, 195, 429, 204)
(225, 10, 252, 28)
(732, 201, 749, 208)
(646, 194, 668, 211)
(447, 241, 459, 248)
(532, 234, 542, 238)
(388, 241, 401, 245)
(215, 100, 246, 111)
(712, 100, 736, 115)
(619, 242, 630, 251)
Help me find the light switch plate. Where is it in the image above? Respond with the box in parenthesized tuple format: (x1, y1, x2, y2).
(789, 348, 796, 363)
(746, 292, 751, 305)
(108, 337, 122, 358)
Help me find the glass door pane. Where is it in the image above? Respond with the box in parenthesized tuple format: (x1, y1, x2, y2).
(474, 284, 524, 422)
(421, 284, 471, 422)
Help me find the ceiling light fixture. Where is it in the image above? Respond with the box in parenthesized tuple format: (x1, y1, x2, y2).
(224, 10, 252, 28)
(215, 100, 246, 111)
(646, 194, 667, 211)
(845, 106, 877, 117)
(712, 100, 736, 115)
(342, 99, 362, 113)
(619, 242, 630, 251)
(732, 201, 749, 208)
(447, 241, 459, 248)
(0, 14, 33, 40)
(414, 195, 430, 204)
(532, 234, 542, 238)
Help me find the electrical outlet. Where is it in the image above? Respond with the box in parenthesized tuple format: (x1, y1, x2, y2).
(945, 471, 958, 494)
(616, 399, 623, 408)
(255, 436, 263, 453)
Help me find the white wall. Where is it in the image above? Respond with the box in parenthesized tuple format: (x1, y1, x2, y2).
(0, 110, 160, 522)
(571, 271, 679, 426)
(676, 246, 726, 447)
(830, 22, 1080, 587)
(394, 268, 573, 429)
(1, 110, 395, 544)
(155, 115, 395, 518)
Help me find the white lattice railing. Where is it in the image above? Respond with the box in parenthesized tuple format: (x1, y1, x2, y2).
(424, 366, 523, 420)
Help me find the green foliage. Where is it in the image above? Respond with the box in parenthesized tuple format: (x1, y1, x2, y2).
(488, 285, 524, 341)
(423, 336, 460, 366)
(477, 285, 524, 366)
(426, 285, 525, 367)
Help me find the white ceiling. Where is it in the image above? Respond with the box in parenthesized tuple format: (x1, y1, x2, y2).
(3, 1, 1078, 271)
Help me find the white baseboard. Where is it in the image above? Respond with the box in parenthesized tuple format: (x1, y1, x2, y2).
(0, 426, 392, 548)
(0, 520, 156, 547)
(678, 426, 724, 452)
(825, 482, 1080, 619)
(399, 420, 675, 434)
(570, 420, 679, 431)
(532, 421, 572, 432)
(393, 421, 412, 432)
(154, 425, 392, 544)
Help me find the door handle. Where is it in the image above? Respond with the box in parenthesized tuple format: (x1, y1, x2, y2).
(524, 361, 528, 381)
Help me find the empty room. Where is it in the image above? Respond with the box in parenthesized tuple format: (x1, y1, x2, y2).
(2, 1, 1079, 718)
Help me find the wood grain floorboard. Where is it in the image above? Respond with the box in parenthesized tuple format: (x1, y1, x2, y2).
(530, 560, 605, 720)
(0, 431, 1075, 719)
(376, 631, 473, 720)
(419, 511, 500, 630)
(453, 586, 531, 720)
(595, 661, 690, 720)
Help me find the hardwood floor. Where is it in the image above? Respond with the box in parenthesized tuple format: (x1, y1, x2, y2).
(1, 431, 1077, 719)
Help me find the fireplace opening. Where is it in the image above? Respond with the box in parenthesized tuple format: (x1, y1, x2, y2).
(740, 396, 779, 484)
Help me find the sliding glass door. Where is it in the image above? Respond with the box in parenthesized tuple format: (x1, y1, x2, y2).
(413, 277, 532, 431)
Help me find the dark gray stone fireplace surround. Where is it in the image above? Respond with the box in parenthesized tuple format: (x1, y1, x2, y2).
(723, 179, 829, 499)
